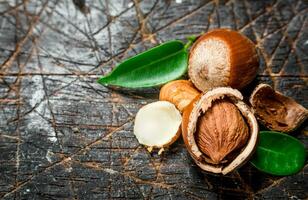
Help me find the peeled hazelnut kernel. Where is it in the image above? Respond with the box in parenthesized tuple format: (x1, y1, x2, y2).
(250, 84, 308, 133)
(195, 99, 249, 164)
(188, 28, 259, 92)
(159, 80, 200, 113)
(134, 101, 182, 152)
(182, 87, 258, 174)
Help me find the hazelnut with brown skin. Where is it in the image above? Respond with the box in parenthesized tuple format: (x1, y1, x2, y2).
(195, 99, 249, 164)
(159, 80, 200, 113)
(188, 29, 259, 92)
(182, 87, 259, 174)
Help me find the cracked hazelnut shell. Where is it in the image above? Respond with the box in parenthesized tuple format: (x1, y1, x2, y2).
(250, 84, 307, 133)
(159, 80, 200, 113)
(182, 87, 259, 174)
(188, 29, 259, 92)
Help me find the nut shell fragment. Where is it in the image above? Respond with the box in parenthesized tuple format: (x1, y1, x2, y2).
(250, 84, 307, 132)
(182, 87, 259, 174)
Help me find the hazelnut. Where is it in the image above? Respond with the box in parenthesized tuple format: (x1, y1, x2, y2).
(182, 87, 259, 174)
(134, 101, 182, 153)
(188, 28, 259, 92)
(196, 99, 249, 164)
(159, 80, 200, 112)
(250, 84, 307, 133)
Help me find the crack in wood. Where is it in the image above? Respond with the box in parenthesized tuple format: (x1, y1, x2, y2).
(0, 0, 49, 72)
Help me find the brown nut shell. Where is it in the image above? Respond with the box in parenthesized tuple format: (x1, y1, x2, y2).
(182, 87, 259, 174)
(249, 84, 307, 132)
(188, 28, 259, 92)
(159, 80, 200, 112)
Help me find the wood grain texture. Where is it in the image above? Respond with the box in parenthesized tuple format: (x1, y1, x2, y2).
(0, 0, 307, 199)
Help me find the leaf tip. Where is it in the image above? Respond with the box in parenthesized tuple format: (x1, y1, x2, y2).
(97, 76, 110, 86)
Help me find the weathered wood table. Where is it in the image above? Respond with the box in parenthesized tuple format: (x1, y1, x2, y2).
(0, 0, 307, 199)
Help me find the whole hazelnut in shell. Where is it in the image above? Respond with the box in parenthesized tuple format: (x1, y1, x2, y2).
(182, 87, 259, 174)
(188, 29, 259, 92)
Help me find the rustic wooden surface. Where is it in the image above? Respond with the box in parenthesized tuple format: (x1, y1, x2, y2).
(0, 0, 307, 199)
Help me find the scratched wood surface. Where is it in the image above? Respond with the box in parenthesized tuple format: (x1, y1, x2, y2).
(0, 0, 307, 199)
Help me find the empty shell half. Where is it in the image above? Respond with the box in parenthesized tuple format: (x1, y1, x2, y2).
(250, 84, 307, 133)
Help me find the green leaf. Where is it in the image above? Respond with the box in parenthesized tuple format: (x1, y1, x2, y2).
(250, 131, 306, 176)
(98, 40, 188, 88)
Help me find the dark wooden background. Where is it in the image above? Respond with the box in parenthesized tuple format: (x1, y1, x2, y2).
(0, 0, 307, 199)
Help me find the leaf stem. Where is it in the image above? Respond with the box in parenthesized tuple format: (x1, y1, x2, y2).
(184, 33, 203, 50)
